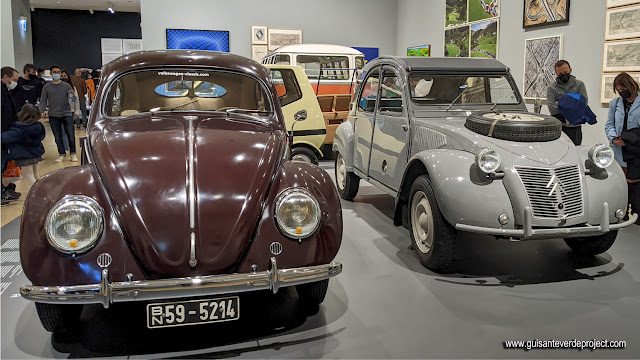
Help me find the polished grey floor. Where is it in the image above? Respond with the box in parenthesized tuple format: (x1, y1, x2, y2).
(2, 160, 640, 358)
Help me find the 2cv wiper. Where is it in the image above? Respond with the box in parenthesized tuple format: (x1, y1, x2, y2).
(446, 84, 469, 111)
(490, 90, 516, 114)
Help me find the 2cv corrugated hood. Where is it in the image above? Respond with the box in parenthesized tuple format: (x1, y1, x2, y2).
(91, 112, 285, 278)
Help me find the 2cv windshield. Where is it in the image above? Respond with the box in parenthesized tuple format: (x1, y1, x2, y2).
(103, 69, 272, 116)
(409, 74, 519, 105)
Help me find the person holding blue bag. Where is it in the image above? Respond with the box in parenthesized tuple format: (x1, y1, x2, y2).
(605, 72, 640, 222)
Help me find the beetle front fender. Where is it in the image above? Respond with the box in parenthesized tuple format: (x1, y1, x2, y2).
(332, 121, 355, 170)
(404, 150, 515, 229)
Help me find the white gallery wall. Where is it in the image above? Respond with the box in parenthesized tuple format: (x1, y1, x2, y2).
(140, 0, 398, 59)
(397, 0, 609, 145)
(1, 0, 15, 67)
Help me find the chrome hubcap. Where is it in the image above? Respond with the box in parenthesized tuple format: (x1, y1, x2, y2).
(292, 154, 312, 163)
(411, 190, 434, 253)
(336, 155, 346, 190)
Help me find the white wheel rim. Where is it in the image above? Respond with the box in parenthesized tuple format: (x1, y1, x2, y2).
(336, 155, 346, 190)
(482, 112, 546, 122)
(411, 190, 434, 254)
(292, 154, 312, 163)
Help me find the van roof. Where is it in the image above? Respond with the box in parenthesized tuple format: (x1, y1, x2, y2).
(372, 56, 509, 73)
(267, 44, 364, 55)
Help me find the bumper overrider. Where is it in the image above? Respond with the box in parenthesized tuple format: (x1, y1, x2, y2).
(20, 257, 342, 309)
(455, 202, 638, 239)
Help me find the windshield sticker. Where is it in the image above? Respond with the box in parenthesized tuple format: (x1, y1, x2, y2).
(157, 71, 210, 77)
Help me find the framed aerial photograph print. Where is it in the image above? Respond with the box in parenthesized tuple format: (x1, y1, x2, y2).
(607, 0, 639, 8)
(605, 4, 640, 40)
(523, 35, 563, 99)
(603, 38, 640, 72)
(444, 25, 470, 57)
(523, 0, 570, 29)
(470, 18, 498, 58)
(267, 28, 302, 51)
(601, 72, 640, 103)
(468, 0, 499, 23)
(251, 25, 268, 45)
(445, 0, 468, 27)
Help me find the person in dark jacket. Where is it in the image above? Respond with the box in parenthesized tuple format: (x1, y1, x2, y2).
(547, 60, 590, 145)
(605, 72, 640, 222)
(11, 63, 40, 107)
(2, 104, 46, 187)
(1, 66, 21, 205)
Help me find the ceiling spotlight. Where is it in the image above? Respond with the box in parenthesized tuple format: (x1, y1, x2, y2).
(89, 9, 94, 14)
(107, 1, 114, 13)
(30, 6, 34, 11)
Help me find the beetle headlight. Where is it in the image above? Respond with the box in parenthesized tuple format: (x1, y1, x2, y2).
(45, 195, 104, 254)
(589, 144, 614, 168)
(274, 188, 321, 239)
(476, 147, 501, 173)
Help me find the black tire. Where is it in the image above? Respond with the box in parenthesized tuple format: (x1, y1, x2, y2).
(465, 111, 562, 142)
(335, 152, 359, 200)
(291, 146, 319, 165)
(564, 231, 618, 256)
(296, 279, 329, 309)
(408, 175, 456, 271)
(35, 303, 83, 332)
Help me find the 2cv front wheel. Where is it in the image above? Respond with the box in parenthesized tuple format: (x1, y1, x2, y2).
(335, 153, 360, 200)
(409, 175, 457, 271)
(563, 231, 618, 256)
(35, 303, 83, 332)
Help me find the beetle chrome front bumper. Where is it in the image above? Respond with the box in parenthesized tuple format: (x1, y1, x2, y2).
(455, 202, 638, 239)
(20, 258, 342, 309)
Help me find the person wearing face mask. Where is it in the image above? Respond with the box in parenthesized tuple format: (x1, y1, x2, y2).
(11, 64, 40, 107)
(1, 66, 22, 205)
(605, 72, 640, 222)
(39, 65, 78, 163)
(546, 60, 588, 145)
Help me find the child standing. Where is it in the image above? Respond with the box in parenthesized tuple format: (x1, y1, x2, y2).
(1, 104, 46, 186)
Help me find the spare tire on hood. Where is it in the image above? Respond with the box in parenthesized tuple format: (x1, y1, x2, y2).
(465, 111, 562, 142)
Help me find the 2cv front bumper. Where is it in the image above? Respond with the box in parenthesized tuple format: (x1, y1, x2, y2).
(455, 202, 638, 239)
(20, 258, 342, 309)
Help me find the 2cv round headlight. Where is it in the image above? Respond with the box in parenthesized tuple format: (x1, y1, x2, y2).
(476, 147, 501, 173)
(589, 144, 614, 168)
(45, 195, 104, 254)
(275, 188, 321, 239)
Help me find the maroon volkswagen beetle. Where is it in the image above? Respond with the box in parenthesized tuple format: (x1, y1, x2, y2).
(19, 50, 343, 332)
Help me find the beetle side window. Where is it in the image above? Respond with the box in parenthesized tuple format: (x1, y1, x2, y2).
(357, 69, 379, 112)
(379, 69, 403, 114)
(270, 69, 302, 107)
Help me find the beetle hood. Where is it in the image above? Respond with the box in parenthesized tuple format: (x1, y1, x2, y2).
(91, 113, 285, 278)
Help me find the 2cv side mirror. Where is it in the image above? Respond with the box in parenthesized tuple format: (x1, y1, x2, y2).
(288, 109, 308, 147)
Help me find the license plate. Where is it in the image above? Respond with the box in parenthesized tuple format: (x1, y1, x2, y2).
(146, 296, 240, 329)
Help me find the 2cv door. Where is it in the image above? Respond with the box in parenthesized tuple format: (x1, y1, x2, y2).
(353, 67, 380, 174)
(368, 66, 410, 191)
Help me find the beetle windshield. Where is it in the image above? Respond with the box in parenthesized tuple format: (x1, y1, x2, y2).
(409, 74, 519, 105)
(104, 69, 272, 117)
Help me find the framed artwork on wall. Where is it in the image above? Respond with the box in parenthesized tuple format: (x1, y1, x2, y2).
(251, 25, 268, 45)
(267, 28, 302, 51)
(407, 45, 431, 56)
(166, 29, 230, 52)
(468, 0, 499, 23)
(470, 18, 498, 58)
(101, 38, 123, 54)
(607, 0, 639, 8)
(523, 0, 570, 29)
(445, 0, 468, 27)
(605, 5, 640, 40)
(251, 45, 268, 62)
(600, 72, 640, 103)
(523, 35, 563, 99)
(123, 39, 142, 54)
(603, 38, 640, 72)
(351, 47, 379, 63)
(444, 25, 470, 57)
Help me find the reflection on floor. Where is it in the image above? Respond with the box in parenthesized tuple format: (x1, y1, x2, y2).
(1, 119, 86, 227)
(1, 161, 639, 358)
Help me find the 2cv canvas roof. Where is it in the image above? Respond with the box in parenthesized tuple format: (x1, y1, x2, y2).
(373, 57, 509, 73)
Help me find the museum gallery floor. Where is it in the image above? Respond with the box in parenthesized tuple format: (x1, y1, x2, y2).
(1, 161, 639, 358)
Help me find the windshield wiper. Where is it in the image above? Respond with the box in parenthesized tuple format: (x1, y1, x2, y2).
(446, 85, 469, 111)
(150, 99, 199, 113)
(224, 108, 273, 115)
(490, 90, 516, 114)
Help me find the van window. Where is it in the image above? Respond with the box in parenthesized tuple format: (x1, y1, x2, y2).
(270, 69, 302, 107)
(296, 55, 350, 80)
(275, 54, 290, 65)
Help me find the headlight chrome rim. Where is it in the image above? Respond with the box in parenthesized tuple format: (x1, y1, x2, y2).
(476, 147, 501, 173)
(274, 188, 322, 240)
(589, 144, 614, 169)
(45, 195, 105, 254)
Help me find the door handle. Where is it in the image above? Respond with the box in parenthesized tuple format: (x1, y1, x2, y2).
(402, 124, 409, 131)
